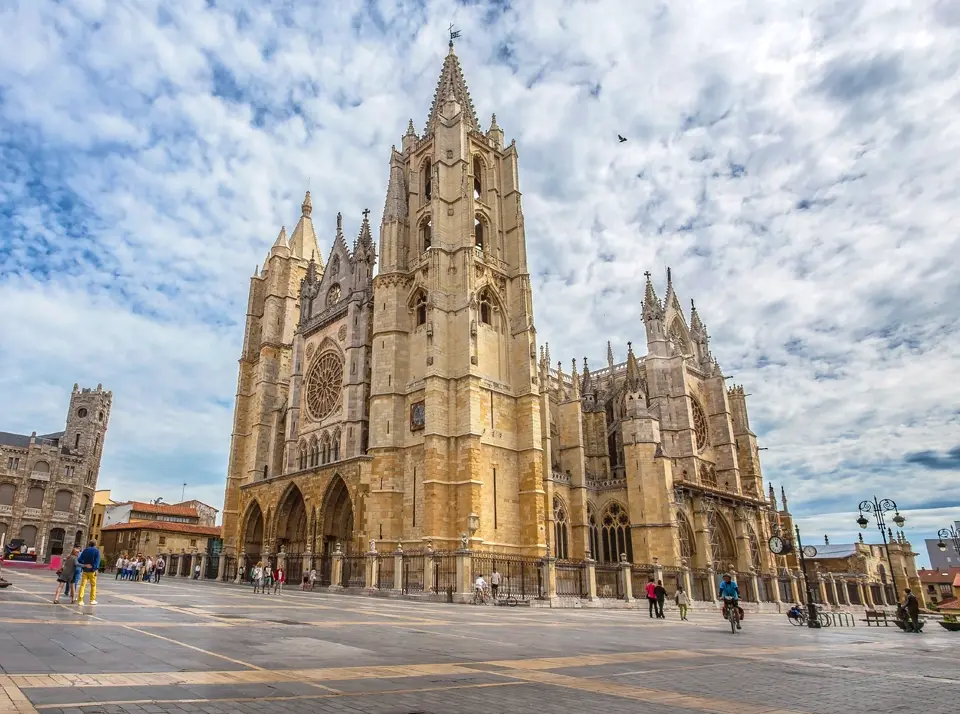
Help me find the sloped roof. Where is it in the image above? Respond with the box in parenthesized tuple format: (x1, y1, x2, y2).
(0, 431, 31, 448)
(102, 521, 220, 537)
(122, 501, 199, 518)
(808, 544, 858, 560)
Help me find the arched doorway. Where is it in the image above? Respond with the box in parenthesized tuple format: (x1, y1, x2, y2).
(320, 475, 354, 555)
(708, 509, 737, 573)
(275, 485, 307, 554)
(49, 528, 66, 556)
(241, 501, 265, 566)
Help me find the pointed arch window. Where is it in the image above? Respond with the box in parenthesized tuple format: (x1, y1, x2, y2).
(599, 501, 633, 563)
(423, 157, 432, 201)
(677, 511, 696, 560)
(588, 505, 601, 562)
(474, 215, 485, 251)
(708, 509, 737, 571)
(332, 430, 341, 462)
(553, 497, 569, 560)
(413, 289, 427, 327)
(699, 461, 717, 487)
(473, 155, 483, 200)
(478, 288, 493, 326)
(309, 437, 319, 468)
(420, 217, 432, 252)
(321, 432, 331, 465)
(298, 441, 307, 470)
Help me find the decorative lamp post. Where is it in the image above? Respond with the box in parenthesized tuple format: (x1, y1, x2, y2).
(768, 525, 821, 628)
(937, 524, 960, 557)
(856, 496, 904, 601)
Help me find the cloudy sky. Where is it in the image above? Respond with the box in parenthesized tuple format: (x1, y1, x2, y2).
(1, 0, 958, 563)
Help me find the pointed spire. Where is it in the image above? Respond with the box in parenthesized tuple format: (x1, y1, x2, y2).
(489, 113, 500, 132)
(406, 118, 416, 136)
(382, 158, 408, 222)
(556, 360, 566, 400)
(289, 190, 321, 263)
(625, 341, 641, 390)
(607, 341, 614, 370)
(544, 342, 551, 368)
(663, 266, 681, 313)
(642, 271, 664, 322)
(769, 483, 777, 509)
(305, 254, 317, 284)
(824, 535, 830, 545)
(570, 359, 580, 399)
(581, 356, 594, 396)
(690, 299, 705, 335)
(425, 42, 479, 133)
(780, 486, 789, 512)
(355, 208, 374, 253)
(273, 226, 288, 248)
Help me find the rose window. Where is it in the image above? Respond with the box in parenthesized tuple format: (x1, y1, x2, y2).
(305, 352, 343, 421)
(691, 398, 708, 450)
(327, 284, 341, 307)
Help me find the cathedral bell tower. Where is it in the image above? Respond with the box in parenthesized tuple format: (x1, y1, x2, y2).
(368, 40, 545, 553)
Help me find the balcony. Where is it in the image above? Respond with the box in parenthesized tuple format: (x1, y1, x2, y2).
(30, 471, 51, 482)
(23, 507, 42, 519)
(52, 510, 72, 522)
(0, 504, 12, 516)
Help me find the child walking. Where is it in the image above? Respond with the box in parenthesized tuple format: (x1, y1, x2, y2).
(675, 585, 690, 621)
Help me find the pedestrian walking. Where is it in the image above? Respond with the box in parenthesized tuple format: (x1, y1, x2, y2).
(675, 585, 690, 620)
(903, 588, 921, 633)
(645, 578, 657, 618)
(75, 540, 101, 605)
(654, 579, 666, 619)
(262, 564, 273, 595)
(308, 568, 317, 591)
(114, 555, 124, 579)
(252, 562, 264, 593)
(273, 566, 284, 594)
(490, 568, 501, 600)
(54, 548, 80, 604)
(194, 562, 201, 580)
(154, 556, 165, 583)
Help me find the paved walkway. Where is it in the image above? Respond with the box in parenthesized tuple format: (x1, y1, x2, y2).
(0, 569, 955, 714)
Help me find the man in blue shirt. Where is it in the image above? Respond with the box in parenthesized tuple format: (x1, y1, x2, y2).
(76, 540, 101, 605)
(718, 574, 741, 629)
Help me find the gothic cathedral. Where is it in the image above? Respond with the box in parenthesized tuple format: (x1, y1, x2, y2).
(221, 43, 787, 584)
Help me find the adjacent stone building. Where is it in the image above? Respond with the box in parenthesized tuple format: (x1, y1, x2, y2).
(0, 384, 111, 559)
(220, 42, 869, 603)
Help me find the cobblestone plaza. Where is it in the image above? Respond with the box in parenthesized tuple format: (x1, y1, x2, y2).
(0, 570, 955, 714)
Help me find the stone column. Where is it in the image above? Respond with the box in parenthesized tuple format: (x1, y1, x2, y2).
(828, 574, 840, 608)
(330, 543, 343, 590)
(772, 571, 782, 604)
(455, 544, 472, 601)
(542, 556, 557, 600)
(863, 579, 875, 608)
(707, 565, 719, 603)
(749, 567, 760, 604)
(216, 553, 226, 581)
(392, 546, 404, 596)
(236, 551, 246, 583)
(200, 553, 209, 580)
(681, 562, 692, 599)
(621, 555, 634, 602)
(176, 550, 185, 577)
(277, 548, 287, 581)
(424, 545, 436, 594)
(584, 558, 598, 601)
(789, 572, 800, 604)
(365, 543, 379, 592)
(856, 578, 866, 607)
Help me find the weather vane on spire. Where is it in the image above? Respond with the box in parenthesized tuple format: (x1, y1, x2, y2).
(448, 23, 461, 45)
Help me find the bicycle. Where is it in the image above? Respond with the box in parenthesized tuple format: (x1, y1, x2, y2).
(723, 597, 741, 634)
(473, 587, 489, 605)
(496, 590, 519, 607)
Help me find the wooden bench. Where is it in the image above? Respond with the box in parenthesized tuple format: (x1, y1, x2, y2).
(863, 610, 890, 626)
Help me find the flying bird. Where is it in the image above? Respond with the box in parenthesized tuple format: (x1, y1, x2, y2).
(618, 134, 627, 143)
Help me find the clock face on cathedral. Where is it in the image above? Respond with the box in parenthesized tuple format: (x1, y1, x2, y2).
(410, 401, 425, 431)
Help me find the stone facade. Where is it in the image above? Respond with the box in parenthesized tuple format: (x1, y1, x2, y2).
(100, 521, 220, 564)
(220, 44, 834, 599)
(0, 384, 111, 559)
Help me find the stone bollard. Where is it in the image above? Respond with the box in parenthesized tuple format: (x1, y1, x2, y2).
(393, 544, 404, 596)
(331, 543, 344, 590)
(585, 558, 598, 601)
(620, 554, 633, 602)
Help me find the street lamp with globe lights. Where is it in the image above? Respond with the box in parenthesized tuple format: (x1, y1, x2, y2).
(937, 524, 960, 558)
(857, 496, 905, 601)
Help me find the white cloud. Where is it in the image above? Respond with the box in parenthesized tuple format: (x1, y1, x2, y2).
(0, 0, 957, 539)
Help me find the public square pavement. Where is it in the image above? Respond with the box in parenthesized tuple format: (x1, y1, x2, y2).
(0, 569, 956, 714)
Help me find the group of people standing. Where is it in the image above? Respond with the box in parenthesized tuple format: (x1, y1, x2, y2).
(53, 540, 101, 605)
(644, 578, 691, 620)
(114, 554, 166, 583)
(239, 562, 285, 594)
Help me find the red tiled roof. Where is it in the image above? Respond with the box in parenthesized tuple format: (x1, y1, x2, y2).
(918, 567, 960, 582)
(123, 501, 198, 517)
(101, 521, 220, 537)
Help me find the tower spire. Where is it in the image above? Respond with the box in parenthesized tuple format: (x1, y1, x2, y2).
(607, 341, 614, 369)
(425, 38, 479, 133)
(642, 271, 664, 322)
(289, 190, 321, 263)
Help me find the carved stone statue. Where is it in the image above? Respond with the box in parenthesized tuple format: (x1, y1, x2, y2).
(460, 533, 468, 549)
(369, 538, 377, 553)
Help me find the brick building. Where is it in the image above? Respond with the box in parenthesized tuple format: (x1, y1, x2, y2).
(0, 384, 111, 560)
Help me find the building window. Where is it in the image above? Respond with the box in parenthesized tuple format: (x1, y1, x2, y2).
(414, 290, 427, 326)
(553, 497, 569, 560)
(65, 466, 74, 479)
(7, 457, 20, 470)
(159, 536, 166, 546)
(423, 157, 432, 200)
(80, 494, 90, 515)
(599, 502, 633, 563)
(77, 408, 88, 418)
(332, 430, 340, 461)
(0, 483, 15, 506)
(298, 441, 307, 470)
(473, 155, 482, 200)
(26, 486, 45, 509)
(75, 434, 80, 449)
(420, 217, 432, 252)
(478, 288, 493, 326)
(190, 539, 197, 547)
(474, 215, 484, 251)
(54, 489, 73, 512)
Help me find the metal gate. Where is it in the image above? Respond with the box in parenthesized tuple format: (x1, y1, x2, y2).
(401, 552, 425, 594)
(556, 561, 588, 598)
(595, 564, 622, 599)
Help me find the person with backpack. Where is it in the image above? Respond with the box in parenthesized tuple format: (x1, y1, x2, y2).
(54, 548, 79, 604)
(154, 555, 166, 583)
